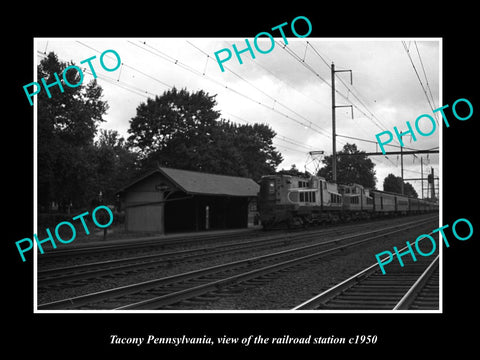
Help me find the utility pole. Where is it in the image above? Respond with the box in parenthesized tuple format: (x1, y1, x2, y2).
(400, 145, 404, 195)
(331, 62, 353, 183)
(398, 130, 416, 195)
(331, 63, 336, 182)
(345, 150, 439, 201)
(430, 167, 435, 200)
(420, 157, 424, 199)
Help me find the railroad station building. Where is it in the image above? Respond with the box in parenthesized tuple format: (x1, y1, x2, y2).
(117, 167, 260, 234)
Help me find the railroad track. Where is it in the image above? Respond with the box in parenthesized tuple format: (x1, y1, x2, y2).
(37, 215, 437, 288)
(38, 216, 437, 310)
(38, 225, 348, 270)
(393, 255, 439, 310)
(38, 214, 436, 268)
(293, 241, 440, 311)
(37, 234, 297, 287)
(38, 228, 264, 264)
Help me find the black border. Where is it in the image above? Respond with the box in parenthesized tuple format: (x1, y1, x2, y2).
(7, 4, 478, 356)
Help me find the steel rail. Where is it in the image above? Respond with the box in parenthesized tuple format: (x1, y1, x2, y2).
(39, 214, 437, 260)
(38, 215, 437, 287)
(39, 228, 260, 259)
(393, 254, 439, 310)
(38, 216, 437, 310)
(118, 218, 438, 310)
(38, 225, 349, 280)
(293, 235, 439, 310)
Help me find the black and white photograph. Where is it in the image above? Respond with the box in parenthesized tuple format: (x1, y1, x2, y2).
(32, 37, 441, 312)
(7, 7, 478, 357)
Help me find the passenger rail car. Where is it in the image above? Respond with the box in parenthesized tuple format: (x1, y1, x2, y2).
(258, 174, 438, 229)
(338, 183, 373, 211)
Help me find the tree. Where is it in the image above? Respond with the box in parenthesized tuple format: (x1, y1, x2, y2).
(93, 129, 139, 205)
(277, 164, 311, 178)
(37, 52, 109, 211)
(317, 143, 376, 188)
(383, 173, 418, 198)
(127, 88, 283, 180)
(404, 183, 418, 198)
(225, 121, 283, 180)
(127, 87, 220, 168)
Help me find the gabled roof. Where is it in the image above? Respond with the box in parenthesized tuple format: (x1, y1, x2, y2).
(159, 167, 259, 197)
(118, 166, 259, 197)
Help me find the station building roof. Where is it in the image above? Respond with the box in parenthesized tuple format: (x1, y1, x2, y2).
(118, 166, 260, 197)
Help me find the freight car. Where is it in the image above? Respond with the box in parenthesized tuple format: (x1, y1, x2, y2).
(258, 174, 437, 229)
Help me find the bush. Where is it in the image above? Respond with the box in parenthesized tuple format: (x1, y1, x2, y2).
(37, 213, 73, 229)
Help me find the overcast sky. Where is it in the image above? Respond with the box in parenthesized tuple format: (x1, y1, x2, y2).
(34, 37, 441, 198)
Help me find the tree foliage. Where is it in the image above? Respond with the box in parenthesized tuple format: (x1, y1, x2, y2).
(127, 88, 219, 161)
(383, 173, 418, 198)
(38, 52, 108, 210)
(277, 164, 311, 178)
(127, 88, 283, 180)
(94, 129, 139, 204)
(37, 52, 138, 211)
(317, 143, 377, 188)
(37, 55, 284, 213)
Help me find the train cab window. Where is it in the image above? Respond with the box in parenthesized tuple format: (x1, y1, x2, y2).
(330, 193, 341, 203)
(299, 191, 316, 203)
(298, 180, 307, 188)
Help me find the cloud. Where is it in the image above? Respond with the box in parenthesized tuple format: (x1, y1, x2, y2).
(35, 37, 440, 195)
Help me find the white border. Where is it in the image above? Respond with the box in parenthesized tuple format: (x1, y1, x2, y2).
(33, 37, 442, 314)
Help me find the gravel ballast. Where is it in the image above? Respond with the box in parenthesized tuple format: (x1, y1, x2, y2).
(37, 214, 439, 309)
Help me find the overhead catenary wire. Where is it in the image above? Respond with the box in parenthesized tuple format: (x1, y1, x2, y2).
(333, 71, 390, 131)
(402, 41, 439, 123)
(36, 39, 438, 181)
(186, 40, 333, 139)
(76, 40, 173, 90)
(276, 40, 330, 85)
(39, 41, 336, 159)
(130, 40, 334, 141)
(336, 133, 430, 152)
(280, 41, 391, 133)
(414, 41, 438, 112)
(36, 50, 157, 99)
(303, 41, 439, 180)
(214, 40, 331, 109)
(76, 38, 383, 155)
(223, 111, 331, 153)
